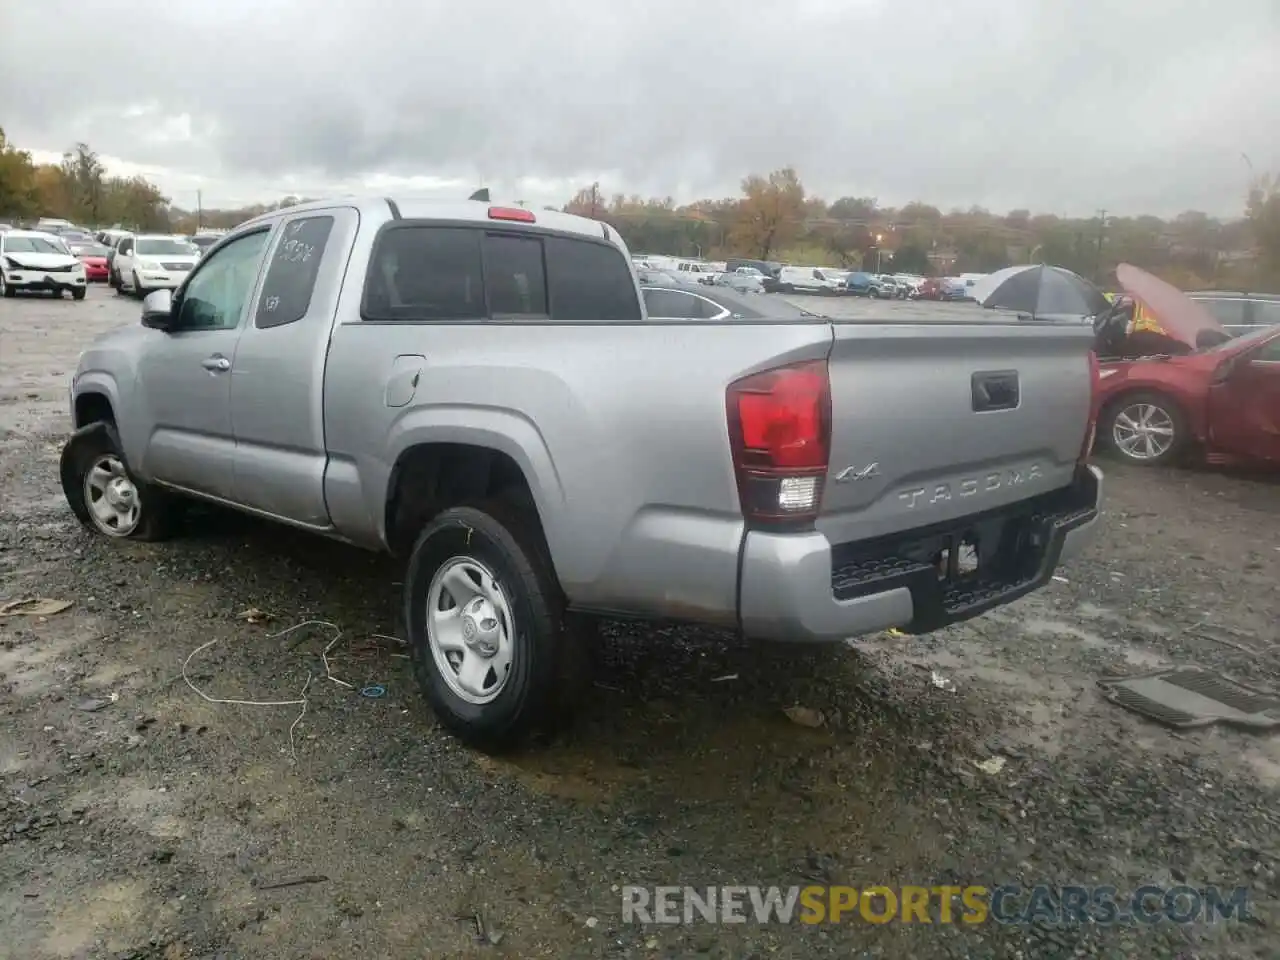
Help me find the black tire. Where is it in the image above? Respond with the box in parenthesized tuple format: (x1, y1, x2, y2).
(0, 275, 13, 298)
(108, 268, 119, 290)
(1099, 390, 1186, 467)
(60, 422, 178, 541)
(404, 500, 589, 752)
(132, 271, 147, 299)
(72, 288, 87, 301)
(781, 283, 794, 294)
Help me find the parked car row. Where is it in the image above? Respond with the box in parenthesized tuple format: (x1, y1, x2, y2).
(0, 221, 205, 300)
(629, 254, 993, 306)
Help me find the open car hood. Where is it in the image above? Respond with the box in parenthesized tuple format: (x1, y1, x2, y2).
(1115, 263, 1225, 347)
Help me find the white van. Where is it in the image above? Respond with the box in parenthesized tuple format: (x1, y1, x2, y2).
(674, 260, 719, 284)
(778, 265, 844, 295)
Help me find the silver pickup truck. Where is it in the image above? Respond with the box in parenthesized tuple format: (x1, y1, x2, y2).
(60, 197, 1103, 750)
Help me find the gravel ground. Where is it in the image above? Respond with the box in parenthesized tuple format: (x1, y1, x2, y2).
(2, 285, 1278, 959)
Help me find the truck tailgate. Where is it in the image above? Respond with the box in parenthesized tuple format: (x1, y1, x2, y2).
(818, 321, 1095, 545)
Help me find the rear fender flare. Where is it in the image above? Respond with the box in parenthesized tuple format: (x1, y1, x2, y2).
(382, 404, 567, 544)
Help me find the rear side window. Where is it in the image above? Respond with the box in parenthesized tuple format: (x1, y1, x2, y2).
(643, 289, 702, 319)
(363, 227, 484, 321)
(1252, 300, 1280, 327)
(642, 289, 727, 320)
(256, 215, 335, 329)
(1198, 298, 1247, 326)
(362, 226, 640, 323)
(544, 236, 642, 323)
(484, 234, 547, 317)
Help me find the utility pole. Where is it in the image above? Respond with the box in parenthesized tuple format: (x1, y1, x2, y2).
(1094, 209, 1106, 282)
(196, 190, 203, 231)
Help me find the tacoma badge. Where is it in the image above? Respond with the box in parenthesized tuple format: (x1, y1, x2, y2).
(898, 464, 1044, 509)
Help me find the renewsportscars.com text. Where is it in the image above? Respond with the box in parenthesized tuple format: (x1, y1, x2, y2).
(621, 884, 1252, 926)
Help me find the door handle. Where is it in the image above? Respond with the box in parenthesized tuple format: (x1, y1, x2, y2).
(202, 355, 231, 372)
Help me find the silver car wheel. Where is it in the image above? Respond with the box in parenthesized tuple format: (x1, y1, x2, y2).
(426, 556, 514, 705)
(1112, 402, 1175, 461)
(83, 454, 142, 537)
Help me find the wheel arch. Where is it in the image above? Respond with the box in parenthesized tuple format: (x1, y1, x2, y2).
(383, 438, 564, 587)
(74, 389, 116, 429)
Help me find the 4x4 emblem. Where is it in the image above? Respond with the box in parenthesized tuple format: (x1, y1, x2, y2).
(834, 463, 881, 483)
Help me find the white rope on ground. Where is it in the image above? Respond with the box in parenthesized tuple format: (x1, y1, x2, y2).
(180, 619, 405, 760)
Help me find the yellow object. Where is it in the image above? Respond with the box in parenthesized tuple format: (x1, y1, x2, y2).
(1130, 300, 1164, 334)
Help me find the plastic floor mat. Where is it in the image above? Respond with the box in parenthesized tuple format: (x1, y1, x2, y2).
(1099, 667, 1280, 731)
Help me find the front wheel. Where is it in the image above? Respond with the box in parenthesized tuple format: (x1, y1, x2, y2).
(0, 273, 12, 298)
(405, 501, 589, 752)
(1100, 391, 1186, 466)
(132, 272, 147, 299)
(72, 288, 87, 301)
(60, 422, 178, 540)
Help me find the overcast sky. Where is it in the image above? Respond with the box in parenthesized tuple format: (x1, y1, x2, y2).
(2, 0, 1277, 217)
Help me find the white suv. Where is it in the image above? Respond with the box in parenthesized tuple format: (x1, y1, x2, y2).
(113, 234, 201, 297)
(0, 230, 87, 300)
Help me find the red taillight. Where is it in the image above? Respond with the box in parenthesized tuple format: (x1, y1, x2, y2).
(1081, 349, 1100, 460)
(488, 206, 536, 223)
(726, 360, 831, 523)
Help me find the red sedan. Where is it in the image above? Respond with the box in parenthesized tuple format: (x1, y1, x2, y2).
(68, 240, 111, 282)
(1094, 325, 1280, 467)
(916, 278, 943, 300)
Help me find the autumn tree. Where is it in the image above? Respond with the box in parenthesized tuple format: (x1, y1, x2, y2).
(106, 176, 171, 230)
(889, 243, 932, 275)
(0, 127, 39, 219)
(564, 182, 606, 219)
(1246, 174, 1280, 284)
(31, 164, 69, 216)
(730, 167, 806, 259)
(827, 196, 877, 222)
(60, 143, 108, 224)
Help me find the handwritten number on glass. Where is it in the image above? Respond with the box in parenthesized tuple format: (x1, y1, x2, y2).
(279, 237, 314, 264)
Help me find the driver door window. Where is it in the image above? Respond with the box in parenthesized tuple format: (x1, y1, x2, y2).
(174, 230, 271, 331)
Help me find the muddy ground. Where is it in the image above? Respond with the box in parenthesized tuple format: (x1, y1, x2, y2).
(1, 286, 1278, 960)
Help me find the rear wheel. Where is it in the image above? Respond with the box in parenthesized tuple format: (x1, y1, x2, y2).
(1101, 391, 1186, 466)
(405, 501, 590, 752)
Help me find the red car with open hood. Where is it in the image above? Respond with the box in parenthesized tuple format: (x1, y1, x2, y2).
(1094, 322, 1280, 467)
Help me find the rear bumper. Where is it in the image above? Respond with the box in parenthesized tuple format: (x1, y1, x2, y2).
(739, 464, 1102, 642)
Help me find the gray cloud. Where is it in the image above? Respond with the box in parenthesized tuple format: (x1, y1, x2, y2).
(2, 0, 1276, 214)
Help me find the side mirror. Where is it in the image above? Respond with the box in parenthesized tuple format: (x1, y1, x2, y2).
(140, 289, 175, 331)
